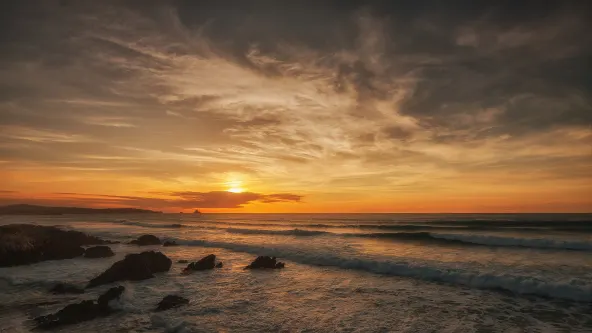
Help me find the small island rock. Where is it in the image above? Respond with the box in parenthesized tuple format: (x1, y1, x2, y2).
(84, 245, 115, 258)
(87, 251, 171, 288)
(155, 295, 189, 311)
(245, 256, 285, 269)
(35, 286, 125, 329)
(183, 254, 223, 272)
(0, 224, 111, 267)
(129, 234, 161, 246)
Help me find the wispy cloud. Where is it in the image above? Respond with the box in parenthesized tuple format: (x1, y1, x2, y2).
(0, 1, 590, 211)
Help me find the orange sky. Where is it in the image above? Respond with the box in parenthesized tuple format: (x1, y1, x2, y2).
(0, 2, 591, 213)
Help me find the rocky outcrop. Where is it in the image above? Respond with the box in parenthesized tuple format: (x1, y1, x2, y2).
(162, 240, 179, 247)
(244, 256, 285, 269)
(129, 234, 161, 246)
(50, 283, 84, 294)
(84, 246, 115, 258)
(0, 224, 112, 267)
(35, 286, 124, 329)
(183, 254, 222, 272)
(155, 295, 189, 311)
(87, 251, 171, 288)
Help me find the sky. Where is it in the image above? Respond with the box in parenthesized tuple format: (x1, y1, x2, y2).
(0, 0, 591, 213)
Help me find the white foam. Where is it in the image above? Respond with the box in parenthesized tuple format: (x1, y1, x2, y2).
(173, 238, 592, 302)
(430, 233, 592, 251)
(225, 227, 328, 236)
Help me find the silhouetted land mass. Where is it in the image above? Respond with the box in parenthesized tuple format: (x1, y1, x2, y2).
(0, 204, 161, 215)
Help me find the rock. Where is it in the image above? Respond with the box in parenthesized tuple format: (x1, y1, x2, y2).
(163, 240, 179, 247)
(87, 251, 172, 288)
(155, 295, 189, 311)
(244, 256, 285, 269)
(97, 286, 125, 309)
(215, 262, 223, 268)
(35, 286, 125, 329)
(129, 234, 161, 246)
(0, 224, 112, 267)
(84, 245, 115, 258)
(50, 283, 84, 294)
(177, 259, 188, 264)
(183, 254, 220, 272)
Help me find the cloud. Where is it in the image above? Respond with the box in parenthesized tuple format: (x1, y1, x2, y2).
(0, 1, 590, 211)
(0, 190, 302, 210)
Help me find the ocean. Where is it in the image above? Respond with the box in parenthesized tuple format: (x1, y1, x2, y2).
(1, 213, 591, 332)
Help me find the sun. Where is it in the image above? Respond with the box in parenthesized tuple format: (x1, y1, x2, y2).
(226, 180, 244, 193)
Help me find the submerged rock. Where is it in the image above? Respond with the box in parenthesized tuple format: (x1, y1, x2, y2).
(50, 283, 85, 294)
(215, 262, 223, 268)
(163, 240, 179, 247)
(35, 286, 125, 329)
(177, 259, 188, 264)
(129, 234, 161, 246)
(87, 251, 172, 288)
(245, 256, 285, 269)
(0, 224, 111, 267)
(183, 254, 222, 272)
(155, 295, 189, 311)
(84, 245, 115, 258)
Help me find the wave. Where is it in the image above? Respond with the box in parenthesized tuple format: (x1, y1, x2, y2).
(118, 221, 185, 229)
(429, 233, 592, 251)
(170, 237, 592, 302)
(226, 227, 328, 236)
(110, 219, 592, 251)
(219, 227, 592, 252)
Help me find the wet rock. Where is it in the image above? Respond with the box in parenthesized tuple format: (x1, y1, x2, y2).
(129, 234, 161, 246)
(183, 254, 221, 272)
(155, 295, 189, 311)
(245, 256, 285, 269)
(0, 224, 111, 267)
(215, 262, 223, 268)
(163, 240, 179, 247)
(84, 245, 115, 258)
(177, 259, 188, 264)
(87, 251, 172, 288)
(97, 286, 125, 309)
(35, 286, 125, 329)
(49, 283, 85, 294)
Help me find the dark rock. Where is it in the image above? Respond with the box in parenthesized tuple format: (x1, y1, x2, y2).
(97, 286, 125, 309)
(129, 234, 161, 246)
(0, 224, 112, 267)
(84, 245, 115, 258)
(155, 295, 189, 311)
(87, 251, 171, 288)
(245, 256, 285, 269)
(50, 283, 84, 294)
(215, 262, 223, 268)
(35, 286, 125, 329)
(177, 259, 188, 264)
(163, 240, 179, 247)
(183, 254, 219, 272)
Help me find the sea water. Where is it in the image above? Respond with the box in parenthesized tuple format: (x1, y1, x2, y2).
(1, 213, 591, 332)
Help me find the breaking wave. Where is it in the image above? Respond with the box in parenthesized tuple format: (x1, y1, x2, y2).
(219, 227, 592, 252)
(171, 238, 592, 302)
(118, 221, 185, 229)
(226, 227, 328, 236)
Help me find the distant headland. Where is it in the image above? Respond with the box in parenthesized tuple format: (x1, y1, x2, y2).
(0, 204, 162, 215)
